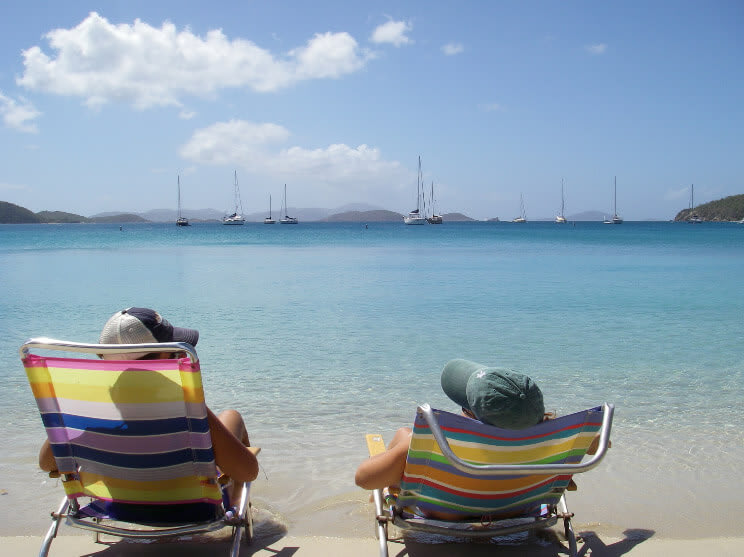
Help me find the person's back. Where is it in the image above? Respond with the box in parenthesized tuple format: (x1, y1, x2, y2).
(38, 307, 258, 506)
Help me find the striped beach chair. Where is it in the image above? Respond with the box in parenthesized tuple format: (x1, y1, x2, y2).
(365, 403, 613, 557)
(21, 337, 258, 557)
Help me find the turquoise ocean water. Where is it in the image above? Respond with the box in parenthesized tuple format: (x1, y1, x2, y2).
(1, 221, 743, 538)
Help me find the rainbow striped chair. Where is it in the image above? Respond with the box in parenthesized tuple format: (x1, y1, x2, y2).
(365, 403, 613, 557)
(21, 338, 259, 557)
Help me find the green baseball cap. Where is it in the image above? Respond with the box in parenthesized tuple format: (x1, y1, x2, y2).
(440, 359, 544, 429)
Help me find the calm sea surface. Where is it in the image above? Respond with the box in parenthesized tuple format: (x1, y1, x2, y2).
(1, 221, 743, 538)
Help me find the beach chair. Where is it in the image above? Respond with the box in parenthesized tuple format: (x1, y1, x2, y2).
(21, 337, 260, 557)
(365, 403, 613, 557)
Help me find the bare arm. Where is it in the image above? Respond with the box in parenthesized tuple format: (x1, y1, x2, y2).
(355, 427, 411, 490)
(39, 439, 57, 472)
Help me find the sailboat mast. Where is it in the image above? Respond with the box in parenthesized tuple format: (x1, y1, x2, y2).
(614, 176, 617, 216)
(561, 178, 565, 217)
(417, 156, 422, 212)
(177, 175, 181, 218)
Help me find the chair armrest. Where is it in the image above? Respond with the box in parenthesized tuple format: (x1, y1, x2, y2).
(420, 402, 614, 476)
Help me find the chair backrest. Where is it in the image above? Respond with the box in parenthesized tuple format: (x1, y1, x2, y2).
(398, 406, 606, 519)
(22, 339, 222, 508)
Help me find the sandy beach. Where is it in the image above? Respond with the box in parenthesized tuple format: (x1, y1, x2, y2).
(4, 532, 744, 556)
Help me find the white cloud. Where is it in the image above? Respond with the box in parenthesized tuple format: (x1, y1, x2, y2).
(179, 110, 196, 120)
(0, 91, 41, 132)
(180, 119, 408, 203)
(585, 43, 607, 55)
(17, 12, 372, 109)
(442, 42, 464, 56)
(370, 20, 413, 47)
(290, 31, 369, 79)
(180, 120, 291, 165)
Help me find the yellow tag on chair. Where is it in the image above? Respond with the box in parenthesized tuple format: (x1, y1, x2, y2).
(365, 434, 386, 457)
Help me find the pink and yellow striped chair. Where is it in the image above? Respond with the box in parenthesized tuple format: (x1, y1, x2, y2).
(21, 337, 258, 557)
(365, 403, 613, 557)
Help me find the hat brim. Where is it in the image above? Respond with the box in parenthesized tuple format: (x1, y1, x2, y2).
(171, 326, 199, 347)
(440, 359, 484, 410)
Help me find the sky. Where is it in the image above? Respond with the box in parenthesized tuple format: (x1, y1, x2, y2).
(0, 1, 742, 221)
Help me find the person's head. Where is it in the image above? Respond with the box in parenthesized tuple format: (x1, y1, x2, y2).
(99, 307, 199, 360)
(440, 359, 544, 429)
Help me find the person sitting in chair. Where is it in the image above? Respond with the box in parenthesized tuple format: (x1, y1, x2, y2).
(355, 359, 547, 494)
(38, 307, 259, 505)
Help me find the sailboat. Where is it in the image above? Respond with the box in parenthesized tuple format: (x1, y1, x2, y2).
(264, 194, 276, 224)
(688, 184, 702, 223)
(404, 156, 427, 225)
(222, 170, 246, 225)
(279, 184, 298, 224)
(603, 177, 623, 224)
(427, 180, 443, 224)
(512, 193, 527, 223)
(176, 175, 189, 226)
(555, 179, 567, 224)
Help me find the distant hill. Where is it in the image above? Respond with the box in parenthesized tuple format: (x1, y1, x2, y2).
(0, 201, 41, 223)
(5, 200, 489, 224)
(674, 194, 744, 222)
(443, 212, 476, 222)
(36, 210, 91, 223)
(322, 210, 403, 222)
(90, 213, 149, 223)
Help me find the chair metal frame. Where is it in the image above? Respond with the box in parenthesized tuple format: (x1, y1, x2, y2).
(21, 337, 256, 557)
(370, 403, 614, 557)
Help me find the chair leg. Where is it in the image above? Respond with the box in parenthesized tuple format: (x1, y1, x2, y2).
(372, 489, 389, 557)
(39, 497, 69, 557)
(230, 482, 252, 557)
(558, 494, 578, 557)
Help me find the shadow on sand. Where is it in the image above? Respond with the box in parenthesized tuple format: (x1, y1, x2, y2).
(389, 528, 655, 556)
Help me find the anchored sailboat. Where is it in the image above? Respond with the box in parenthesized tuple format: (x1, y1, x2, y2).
(264, 194, 276, 224)
(176, 175, 189, 226)
(688, 184, 702, 223)
(427, 180, 443, 224)
(555, 179, 567, 224)
(223, 170, 246, 225)
(279, 184, 298, 224)
(513, 193, 527, 223)
(404, 156, 427, 225)
(603, 177, 623, 224)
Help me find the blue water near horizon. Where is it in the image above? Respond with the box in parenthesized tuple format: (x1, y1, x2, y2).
(1, 221, 743, 538)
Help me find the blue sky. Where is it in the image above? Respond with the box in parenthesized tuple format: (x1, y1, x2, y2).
(0, 1, 741, 220)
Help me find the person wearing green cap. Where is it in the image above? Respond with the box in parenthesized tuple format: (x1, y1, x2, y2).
(355, 359, 547, 494)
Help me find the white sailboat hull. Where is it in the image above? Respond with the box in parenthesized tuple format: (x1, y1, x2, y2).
(222, 216, 245, 225)
(404, 213, 426, 225)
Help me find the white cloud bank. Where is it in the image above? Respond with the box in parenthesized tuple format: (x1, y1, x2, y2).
(585, 43, 607, 55)
(370, 20, 413, 47)
(0, 91, 41, 132)
(180, 119, 409, 203)
(17, 12, 372, 109)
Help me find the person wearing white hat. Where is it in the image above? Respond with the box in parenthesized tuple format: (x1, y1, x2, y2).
(38, 307, 259, 506)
